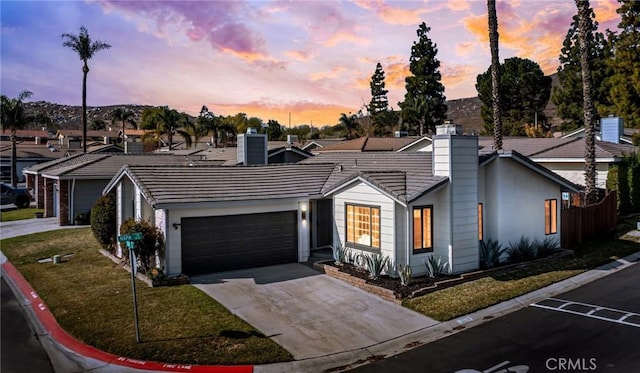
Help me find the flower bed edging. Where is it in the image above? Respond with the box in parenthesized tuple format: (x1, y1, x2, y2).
(98, 249, 189, 288)
(315, 262, 401, 304)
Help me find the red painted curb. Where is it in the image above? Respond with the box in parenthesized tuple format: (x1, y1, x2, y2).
(2, 261, 253, 373)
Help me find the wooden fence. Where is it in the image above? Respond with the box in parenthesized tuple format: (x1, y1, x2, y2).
(561, 190, 617, 248)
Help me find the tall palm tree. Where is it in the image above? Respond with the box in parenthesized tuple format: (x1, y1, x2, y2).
(576, 0, 598, 204)
(110, 107, 136, 145)
(339, 112, 358, 140)
(1, 90, 33, 187)
(61, 26, 111, 154)
(488, 0, 503, 150)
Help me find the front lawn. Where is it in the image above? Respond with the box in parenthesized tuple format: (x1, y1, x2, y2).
(1, 228, 292, 365)
(1, 208, 43, 222)
(405, 226, 640, 321)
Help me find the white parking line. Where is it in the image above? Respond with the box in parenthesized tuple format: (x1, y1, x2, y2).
(531, 298, 640, 328)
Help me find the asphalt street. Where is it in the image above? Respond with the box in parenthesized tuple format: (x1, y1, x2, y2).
(1, 277, 54, 373)
(349, 262, 640, 373)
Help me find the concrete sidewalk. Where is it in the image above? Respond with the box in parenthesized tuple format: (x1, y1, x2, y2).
(2, 217, 640, 372)
(0, 217, 84, 239)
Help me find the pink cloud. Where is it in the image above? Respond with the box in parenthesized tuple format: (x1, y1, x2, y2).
(96, 1, 268, 61)
(353, 0, 426, 26)
(441, 63, 477, 88)
(284, 49, 312, 61)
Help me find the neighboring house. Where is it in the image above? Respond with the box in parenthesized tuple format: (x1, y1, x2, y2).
(560, 117, 638, 145)
(300, 138, 345, 152)
(311, 136, 430, 153)
(105, 132, 580, 278)
(478, 137, 637, 189)
(55, 129, 121, 149)
(24, 154, 223, 226)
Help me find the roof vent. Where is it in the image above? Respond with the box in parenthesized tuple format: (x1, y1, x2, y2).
(436, 120, 462, 135)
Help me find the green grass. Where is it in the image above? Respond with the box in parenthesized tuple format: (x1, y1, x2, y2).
(1, 228, 292, 365)
(1, 208, 43, 222)
(404, 227, 640, 322)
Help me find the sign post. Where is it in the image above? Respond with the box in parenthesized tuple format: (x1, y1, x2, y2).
(118, 232, 143, 343)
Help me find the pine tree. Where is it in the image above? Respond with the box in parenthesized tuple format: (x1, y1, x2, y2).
(552, 11, 613, 132)
(399, 22, 447, 136)
(603, 0, 640, 128)
(368, 62, 390, 136)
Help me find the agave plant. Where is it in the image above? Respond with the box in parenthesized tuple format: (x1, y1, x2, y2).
(397, 263, 413, 286)
(425, 255, 449, 278)
(362, 253, 390, 280)
(534, 236, 560, 258)
(506, 236, 537, 262)
(480, 238, 507, 268)
(332, 245, 347, 266)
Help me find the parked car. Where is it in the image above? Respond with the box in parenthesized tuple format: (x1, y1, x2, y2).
(0, 183, 32, 208)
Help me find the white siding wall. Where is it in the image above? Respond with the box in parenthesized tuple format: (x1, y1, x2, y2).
(115, 178, 136, 258)
(433, 135, 479, 274)
(535, 161, 610, 188)
(164, 199, 308, 276)
(408, 185, 450, 275)
(484, 157, 562, 248)
(333, 182, 396, 270)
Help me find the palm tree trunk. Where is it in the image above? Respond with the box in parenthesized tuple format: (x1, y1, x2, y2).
(488, 0, 502, 150)
(82, 63, 89, 154)
(576, 0, 598, 204)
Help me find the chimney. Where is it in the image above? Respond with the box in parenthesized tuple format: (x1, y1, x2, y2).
(103, 136, 110, 145)
(436, 120, 462, 136)
(237, 133, 268, 165)
(432, 133, 479, 273)
(600, 115, 623, 144)
(35, 136, 42, 145)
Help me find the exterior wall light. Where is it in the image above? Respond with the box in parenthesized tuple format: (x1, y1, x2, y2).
(301, 202, 308, 221)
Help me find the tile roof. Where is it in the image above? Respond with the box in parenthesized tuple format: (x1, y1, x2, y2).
(313, 136, 422, 152)
(0, 143, 66, 160)
(114, 163, 336, 207)
(301, 152, 447, 203)
(40, 154, 224, 179)
(478, 137, 578, 157)
(533, 138, 636, 159)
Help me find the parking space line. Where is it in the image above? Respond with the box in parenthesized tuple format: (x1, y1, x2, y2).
(530, 298, 640, 328)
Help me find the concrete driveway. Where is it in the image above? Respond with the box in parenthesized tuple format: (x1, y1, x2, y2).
(192, 264, 437, 360)
(1, 217, 83, 240)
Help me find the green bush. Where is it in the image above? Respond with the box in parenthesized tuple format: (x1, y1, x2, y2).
(628, 153, 640, 212)
(90, 193, 116, 252)
(424, 255, 449, 278)
(506, 236, 537, 262)
(534, 236, 560, 257)
(480, 239, 507, 268)
(119, 218, 165, 274)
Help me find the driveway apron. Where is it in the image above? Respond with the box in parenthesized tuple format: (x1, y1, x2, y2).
(192, 263, 438, 360)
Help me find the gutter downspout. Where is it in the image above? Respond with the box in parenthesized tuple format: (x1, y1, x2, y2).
(406, 206, 411, 268)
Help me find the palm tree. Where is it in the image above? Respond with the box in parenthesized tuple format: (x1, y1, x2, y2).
(110, 107, 136, 145)
(575, 0, 598, 204)
(197, 106, 220, 147)
(143, 106, 192, 150)
(61, 26, 111, 154)
(339, 112, 358, 140)
(1, 90, 33, 187)
(488, 0, 503, 150)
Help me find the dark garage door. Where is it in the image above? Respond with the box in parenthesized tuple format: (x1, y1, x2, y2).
(181, 211, 298, 275)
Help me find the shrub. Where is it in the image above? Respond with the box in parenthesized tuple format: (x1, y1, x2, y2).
(90, 193, 116, 252)
(506, 236, 537, 262)
(480, 238, 506, 268)
(534, 236, 560, 258)
(119, 218, 165, 274)
(332, 245, 347, 266)
(397, 264, 413, 286)
(425, 255, 448, 278)
(362, 252, 390, 280)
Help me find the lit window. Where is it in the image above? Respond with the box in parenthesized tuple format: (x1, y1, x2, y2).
(346, 204, 380, 249)
(545, 199, 557, 234)
(413, 206, 433, 253)
(478, 203, 484, 241)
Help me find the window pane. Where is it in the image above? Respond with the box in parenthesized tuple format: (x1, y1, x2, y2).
(423, 208, 432, 248)
(550, 199, 557, 234)
(413, 209, 422, 249)
(544, 200, 551, 234)
(371, 208, 380, 248)
(347, 205, 355, 243)
(478, 203, 483, 241)
(354, 206, 371, 245)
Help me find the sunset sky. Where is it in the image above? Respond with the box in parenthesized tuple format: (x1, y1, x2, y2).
(1, 0, 621, 127)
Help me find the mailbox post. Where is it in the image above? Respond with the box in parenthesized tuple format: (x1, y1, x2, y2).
(118, 232, 143, 343)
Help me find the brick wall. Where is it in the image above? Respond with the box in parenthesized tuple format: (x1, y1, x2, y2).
(36, 175, 45, 209)
(59, 180, 69, 226)
(318, 263, 401, 304)
(44, 178, 54, 218)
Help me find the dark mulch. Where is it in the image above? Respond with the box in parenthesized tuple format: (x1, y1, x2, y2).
(326, 261, 458, 299)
